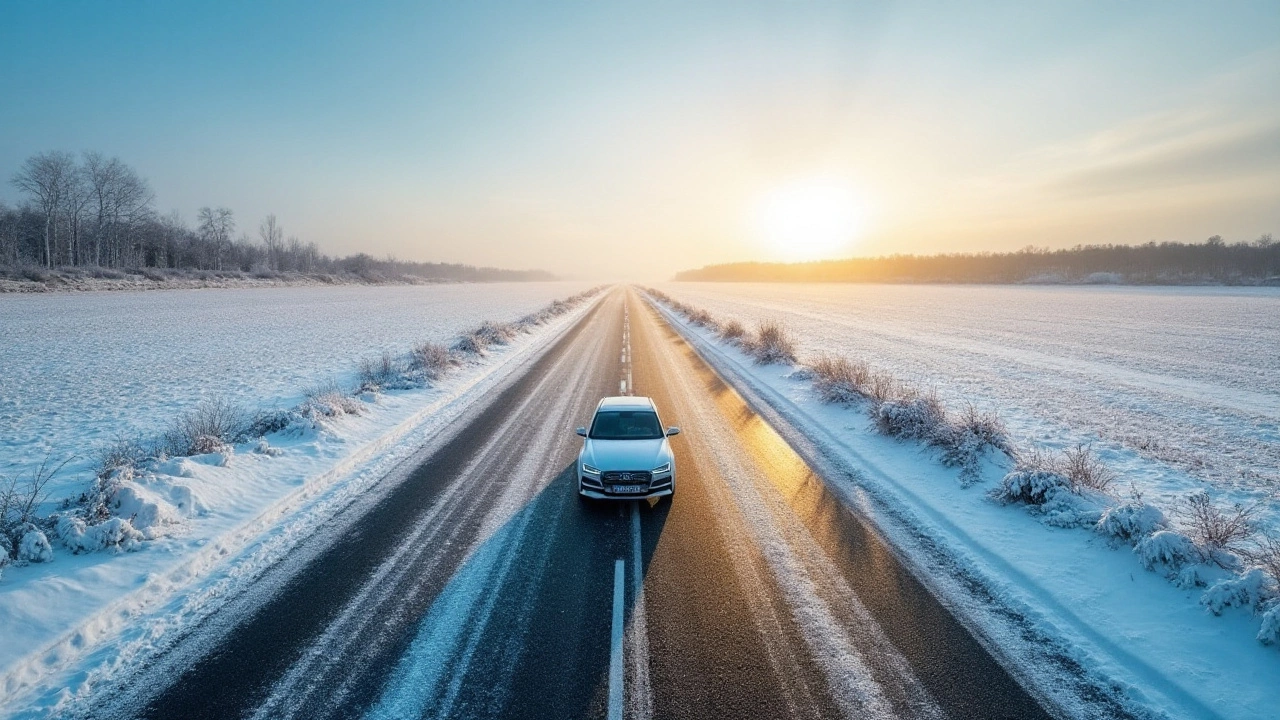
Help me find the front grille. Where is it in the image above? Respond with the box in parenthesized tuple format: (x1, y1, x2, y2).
(602, 471, 652, 484)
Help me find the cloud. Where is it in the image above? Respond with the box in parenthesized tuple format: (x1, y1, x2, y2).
(1047, 116, 1280, 198)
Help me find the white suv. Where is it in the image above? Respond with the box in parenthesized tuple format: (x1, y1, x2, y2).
(576, 396, 679, 501)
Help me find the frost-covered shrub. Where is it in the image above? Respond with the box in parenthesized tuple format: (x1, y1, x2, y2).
(248, 408, 299, 436)
(1181, 491, 1255, 564)
(1244, 533, 1280, 591)
(746, 319, 798, 365)
(411, 342, 457, 381)
(474, 320, 517, 345)
(1040, 490, 1106, 528)
(17, 524, 53, 563)
(1175, 565, 1205, 589)
(687, 308, 716, 328)
(303, 381, 364, 417)
(1200, 568, 1274, 615)
(865, 370, 899, 405)
(1259, 604, 1280, 645)
(358, 351, 401, 390)
(1060, 445, 1115, 494)
(876, 394, 948, 441)
(927, 404, 1009, 480)
(1097, 500, 1168, 542)
(452, 333, 488, 356)
(94, 433, 150, 480)
(253, 438, 284, 456)
(1135, 530, 1199, 570)
(995, 469, 1072, 506)
(810, 354, 871, 404)
(163, 397, 249, 456)
(58, 515, 143, 553)
(951, 404, 1009, 454)
(718, 319, 746, 344)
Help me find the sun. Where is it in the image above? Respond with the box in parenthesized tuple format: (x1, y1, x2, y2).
(754, 180, 866, 262)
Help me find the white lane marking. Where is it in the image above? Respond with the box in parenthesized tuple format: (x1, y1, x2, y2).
(627, 502, 653, 719)
(620, 380, 627, 394)
(609, 558, 626, 720)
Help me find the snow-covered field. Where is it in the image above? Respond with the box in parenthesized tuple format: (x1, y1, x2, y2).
(657, 283, 1280, 532)
(0, 282, 592, 491)
(649, 286, 1280, 720)
(0, 283, 598, 714)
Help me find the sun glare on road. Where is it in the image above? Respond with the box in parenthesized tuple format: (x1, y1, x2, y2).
(754, 180, 866, 262)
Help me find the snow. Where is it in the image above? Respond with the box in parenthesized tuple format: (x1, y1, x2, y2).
(0, 284, 598, 715)
(649, 294, 1280, 720)
(0, 282, 593, 496)
(657, 283, 1280, 536)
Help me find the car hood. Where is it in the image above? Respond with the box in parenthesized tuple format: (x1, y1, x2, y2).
(582, 438, 669, 471)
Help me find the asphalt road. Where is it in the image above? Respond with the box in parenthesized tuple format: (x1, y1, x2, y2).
(100, 287, 1054, 720)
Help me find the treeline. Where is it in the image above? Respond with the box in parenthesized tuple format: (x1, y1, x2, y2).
(676, 237, 1280, 285)
(2, 151, 552, 282)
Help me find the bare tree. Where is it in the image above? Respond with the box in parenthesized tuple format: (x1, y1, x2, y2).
(83, 153, 154, 266)
(11, 151, 77, 267)
(259, 214, 283, 271)
(197, 206, 235, 270)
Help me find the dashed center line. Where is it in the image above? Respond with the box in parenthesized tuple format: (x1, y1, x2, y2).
(608, 558, 625, 720)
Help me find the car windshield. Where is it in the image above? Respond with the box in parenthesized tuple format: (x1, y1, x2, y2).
(589, 410, 663, 440)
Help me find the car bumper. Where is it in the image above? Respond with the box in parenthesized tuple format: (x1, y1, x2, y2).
(580, 473, 673, 500)
(579, 486, 673, 501)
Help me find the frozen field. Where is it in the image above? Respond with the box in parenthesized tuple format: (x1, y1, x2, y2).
(658, 283, 1280, 524)
(0, 282, 592, 486)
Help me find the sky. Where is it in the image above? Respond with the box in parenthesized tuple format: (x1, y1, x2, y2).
(1, 0, 1277, 279)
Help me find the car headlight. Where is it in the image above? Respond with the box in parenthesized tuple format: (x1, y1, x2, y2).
(582, 463, 601, 475)
(651, 462, 671, 474)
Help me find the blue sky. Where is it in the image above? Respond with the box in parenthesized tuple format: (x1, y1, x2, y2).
(2, 1, 1277, 278)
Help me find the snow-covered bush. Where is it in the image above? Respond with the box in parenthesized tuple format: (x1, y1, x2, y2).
(718, 319, 746, 344)
(411, 341, 457, 381)
(1180, 491, 1255, 565)
(810, 354, 871, 404)
(1201, 568, 1274, 615)
(253, 438, 284, 456)
(1245, 533, 1280, 591)
(1259, 604, 1280, 645)
(932, 404, 1009, 479)
(162, 397, 249, 456)
(474, 320, 517, 345)
(303, 382, 364, 417)
(876, 393, 948, 440)
(994, 468, 1072, 506)
(745, 319, 797, 365)
(452, 332, 488, 356)
(1059, 445, 1115, 494)
(58, 515, 143, 554)
(687, 308, 716, 328)
(950, 404, 1009, 454)
(93, 433, 150, 480)
(865, 370, 899, 405)
(1135, 530, 1199, 570)
(357, 351, 404, 391)
(17, 524, 53, 563)
(248, 408, 300, 436)
(1, 458, 64, 566)
(1097, 500, 1168, 543)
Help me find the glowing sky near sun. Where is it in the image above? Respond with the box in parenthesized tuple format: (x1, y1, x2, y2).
(1, 1, 1277, 278)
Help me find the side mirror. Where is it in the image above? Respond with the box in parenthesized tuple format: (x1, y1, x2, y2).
(575, 427, 587, 437)
(666, 427, 681, 436)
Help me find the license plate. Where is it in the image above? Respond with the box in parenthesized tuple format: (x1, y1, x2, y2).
(608, 484, 645, 494)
